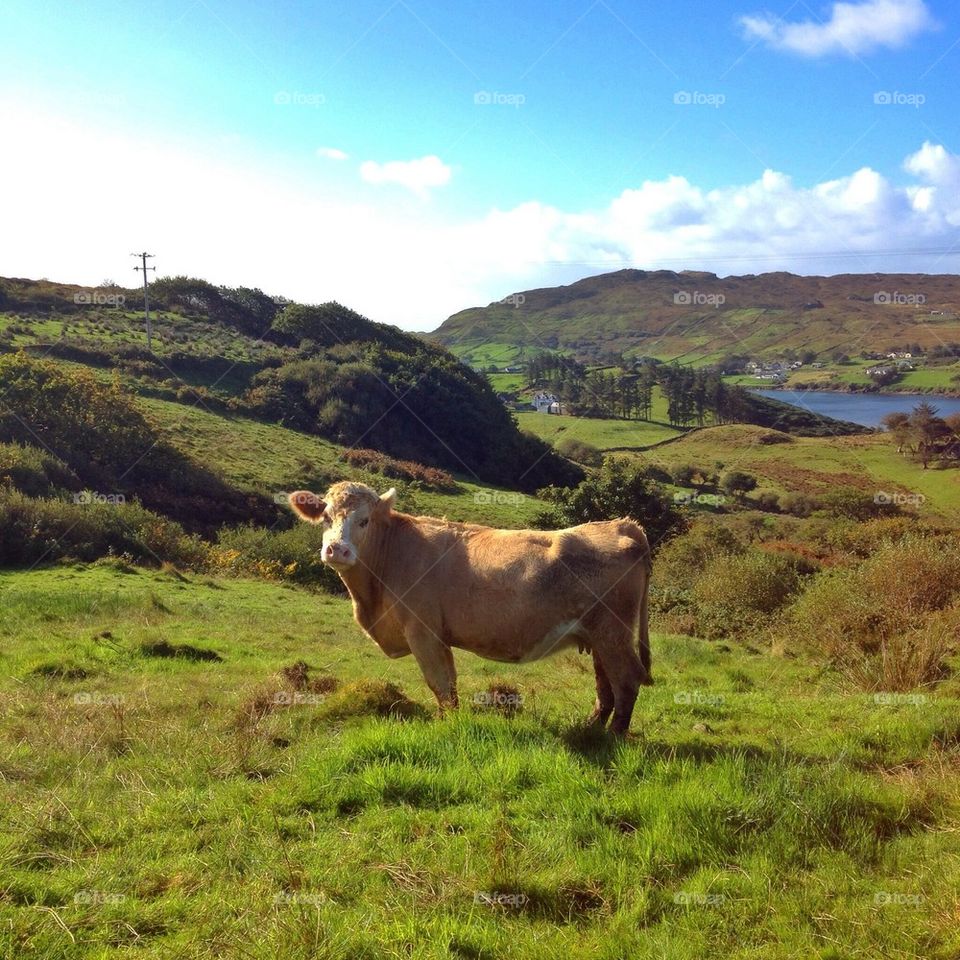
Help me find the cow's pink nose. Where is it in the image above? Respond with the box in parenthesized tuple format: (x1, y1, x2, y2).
(323, 542, 353, 563)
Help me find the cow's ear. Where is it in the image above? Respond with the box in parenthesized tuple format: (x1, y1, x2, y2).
(288, 490, 326, 524)
(376, 488, 397, 515)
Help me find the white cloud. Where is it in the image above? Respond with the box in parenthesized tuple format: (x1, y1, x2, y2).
(740, 0, 936, 57)
(316, 146, 349, 161)
(0, 100, 958, 331)
(359, 155, 452, 197)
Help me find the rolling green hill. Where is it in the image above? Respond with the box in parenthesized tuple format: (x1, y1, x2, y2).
(431, 268, 960, 367)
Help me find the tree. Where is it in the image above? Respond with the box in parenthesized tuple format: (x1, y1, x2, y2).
(534, 458, 685, 548)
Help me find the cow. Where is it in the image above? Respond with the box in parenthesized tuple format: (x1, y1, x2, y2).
(287, 481, 653, 734)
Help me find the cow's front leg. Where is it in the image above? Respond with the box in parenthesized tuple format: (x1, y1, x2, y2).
(405, 625, 458, 712)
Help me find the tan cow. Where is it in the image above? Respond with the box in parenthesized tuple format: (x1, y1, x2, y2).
(288, 481, 652, 734)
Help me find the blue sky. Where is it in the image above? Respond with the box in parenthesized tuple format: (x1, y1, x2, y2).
(1, 0, 958, 327)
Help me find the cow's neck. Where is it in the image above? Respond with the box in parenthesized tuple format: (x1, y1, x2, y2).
(338, 517, 394, 632)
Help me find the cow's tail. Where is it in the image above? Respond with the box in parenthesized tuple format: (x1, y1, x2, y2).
(618, 519, 653, 685)
(638, 566, 653, 685)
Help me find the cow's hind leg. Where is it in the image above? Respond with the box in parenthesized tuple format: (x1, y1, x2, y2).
(586, 651, 615, 727)
(589, 616, 645, 736)
(405, 626, 458, 713)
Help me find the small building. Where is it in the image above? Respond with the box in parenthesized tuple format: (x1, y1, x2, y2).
(531, 392, 560, 414)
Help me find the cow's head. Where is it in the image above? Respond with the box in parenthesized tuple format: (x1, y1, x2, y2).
(287, 481, 396, 570)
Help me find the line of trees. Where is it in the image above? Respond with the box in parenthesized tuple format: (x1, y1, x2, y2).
(525, 353, 752, 427)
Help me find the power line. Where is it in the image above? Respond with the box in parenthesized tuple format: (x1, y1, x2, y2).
(131, 252, 156, 352)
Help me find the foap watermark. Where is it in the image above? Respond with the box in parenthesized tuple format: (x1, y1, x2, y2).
(74, 891, 126, 905)
(73, 491, 125, 506)
(674, 290, 725, 307)
(674, 691, 725, 707)
(74, 291, 126, 307)
(874, 291, 926, 305)
(875, 491, 925, 508)
(74, 692, 125, 707)
(673, 90, 725, 108)
(673, 492, 726, 507)
(474, 891, 528, 908)
(498, 293, 526, 307)
(273, 691, 326, 706)
(874, 692, 927, 707)
(274, 891, 327, 906)
(674, 892, 727, 906)
(874, 892, 923, 907)
(473, 91, 525, 107)
(874, 91, 925, 108)
(472, 690, 523, 708)
(273, 91, 325, 107)
(474, 491, 525, 506)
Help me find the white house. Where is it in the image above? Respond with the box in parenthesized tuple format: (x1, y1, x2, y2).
(531, 392, 560, 414)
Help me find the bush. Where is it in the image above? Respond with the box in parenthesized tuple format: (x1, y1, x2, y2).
(213, 524, 344, 592)
(756, 491, 780, 512)
(555, 437, 603, 467)
(534, 457, 684, 549)
(788, 535, 960, 690)
(720, 471, 757, 497)
(691, 549, 804, 638)
(0, 489, 207, 568)
(0, 442, 80, 497)
(780, 492, 820, 518)
(339, 449, 459, 492)
(818, 488, 897, 521)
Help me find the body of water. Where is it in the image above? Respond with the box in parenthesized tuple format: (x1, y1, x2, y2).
(753, 389, 960, 428)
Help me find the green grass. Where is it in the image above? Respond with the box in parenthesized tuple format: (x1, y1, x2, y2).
(516, 411, 681, 451)
(1, 563, 958, 958)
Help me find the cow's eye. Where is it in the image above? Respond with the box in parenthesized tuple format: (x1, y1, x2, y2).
(357, 518, 369, 528)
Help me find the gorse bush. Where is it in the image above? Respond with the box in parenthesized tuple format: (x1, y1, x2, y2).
(788, 535, 960, 690)
(214, 524, 344, 593)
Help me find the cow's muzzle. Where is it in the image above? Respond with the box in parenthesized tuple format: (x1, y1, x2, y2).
(322, 541, 355, 567)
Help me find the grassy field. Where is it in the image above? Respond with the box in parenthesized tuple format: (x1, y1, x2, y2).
(1, 562, 958, 959)
(515, 411, 681, 451)
(637, 424, 960, 519)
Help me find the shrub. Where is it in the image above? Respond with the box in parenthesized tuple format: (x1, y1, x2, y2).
(780, 492, 820, 518)
(818, 488, 897, 521)
(720, 471, 757, 498)
(535, 457, 684, 549)
(213, 524, 344, 593)
(0, 489, 207, 568)
(555, 437, 603, 467)
(788, 535, 960, 690)
(691, 550, 804, 638)
(756, 491, 780, 512)
(0, 442, 80, 497)
(339, 449, 459, 492)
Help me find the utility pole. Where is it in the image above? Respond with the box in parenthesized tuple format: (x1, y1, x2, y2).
(131, 252, 156, 352)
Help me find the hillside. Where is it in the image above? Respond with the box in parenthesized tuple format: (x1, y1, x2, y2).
(0, 275, 577, 493)
(431, 269, 960, 367)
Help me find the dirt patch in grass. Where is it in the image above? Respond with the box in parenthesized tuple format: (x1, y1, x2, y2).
(28, 663, 89, 680)
(140, 640, 223, 662)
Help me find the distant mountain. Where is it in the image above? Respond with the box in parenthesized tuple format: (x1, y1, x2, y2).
(430, 269, 960, 365)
